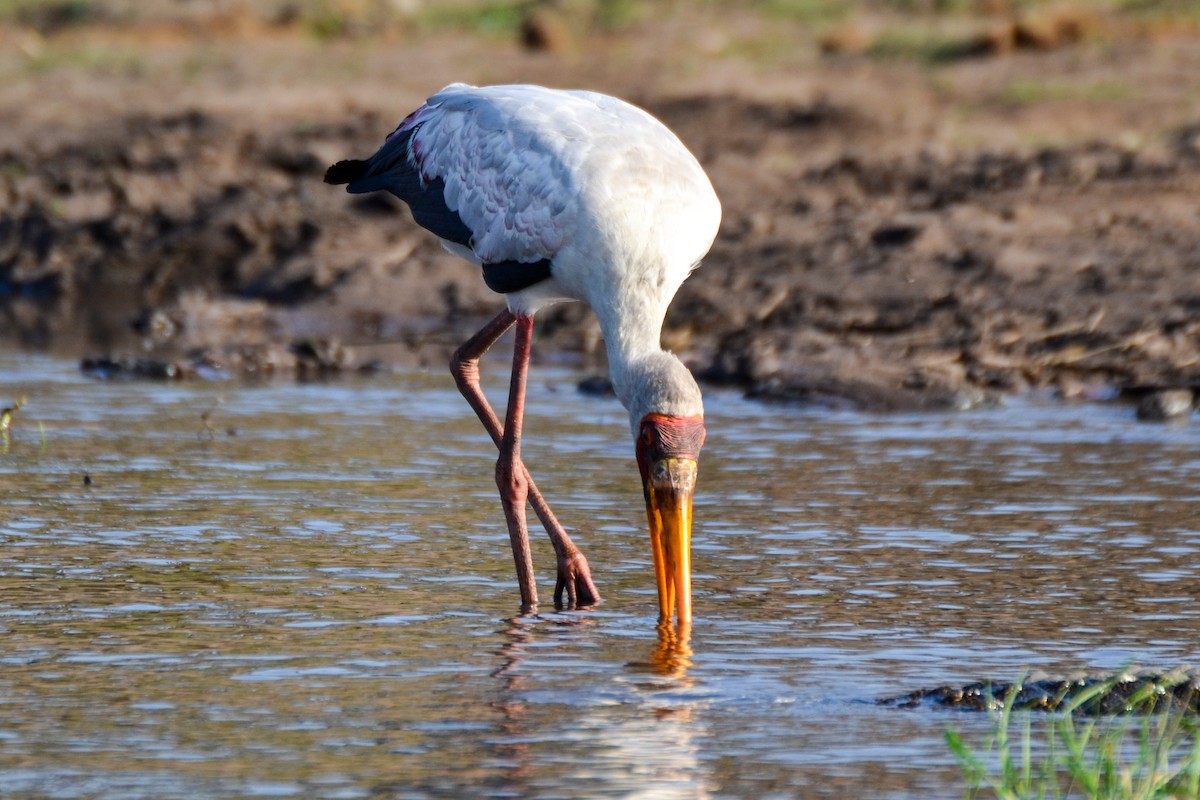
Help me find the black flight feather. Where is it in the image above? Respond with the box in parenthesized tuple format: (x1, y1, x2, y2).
(324, 159, 369, 185)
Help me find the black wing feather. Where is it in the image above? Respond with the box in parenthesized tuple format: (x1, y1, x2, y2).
(324, 159, 369, 185)
(482, 259, 553, 293)
(327, 124, 552, 293)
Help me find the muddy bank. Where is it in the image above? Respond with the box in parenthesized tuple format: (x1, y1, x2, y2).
(669, 98, 1200, 411)
(3, 88, 1200, 410)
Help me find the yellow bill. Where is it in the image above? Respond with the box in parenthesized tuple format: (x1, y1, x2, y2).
(645, 457, 697, 625)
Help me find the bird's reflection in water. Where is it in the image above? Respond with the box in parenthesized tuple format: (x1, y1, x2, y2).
(489, 616, 535, 797)
(490, 615, 711, 798)
(646, 620, 694, 681)
(489, 613, 597, 796)
(607, 621, 711, 796)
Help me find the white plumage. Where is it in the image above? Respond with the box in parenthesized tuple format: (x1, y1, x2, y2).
(327, 83, 720, 625)
(404, 84, 719, 316)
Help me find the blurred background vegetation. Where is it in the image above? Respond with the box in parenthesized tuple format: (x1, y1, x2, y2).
(0, 0, 1196, 57)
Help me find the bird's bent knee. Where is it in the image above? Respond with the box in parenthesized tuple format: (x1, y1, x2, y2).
(495, 460, 529, 503)
(451, 355, 480, 389)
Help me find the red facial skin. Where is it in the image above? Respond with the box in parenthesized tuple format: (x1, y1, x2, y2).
(635, 414, 706, 488)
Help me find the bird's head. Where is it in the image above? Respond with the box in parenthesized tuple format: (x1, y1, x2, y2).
(617, 351, 706, 626)
(636, 412, 705, 626)
(619, 352, 700, 628)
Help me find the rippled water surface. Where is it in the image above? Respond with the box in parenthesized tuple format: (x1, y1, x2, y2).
(2, 353, 1199, 799)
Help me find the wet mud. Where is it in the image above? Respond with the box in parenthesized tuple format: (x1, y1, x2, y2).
(882, 668, 1200, 714)
(3, 31, 1200, 412)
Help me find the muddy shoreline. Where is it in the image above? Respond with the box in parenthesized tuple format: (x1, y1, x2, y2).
(3, 18, 1200, 414)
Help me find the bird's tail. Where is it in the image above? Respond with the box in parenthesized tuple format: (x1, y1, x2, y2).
(324, 159, 370, 186)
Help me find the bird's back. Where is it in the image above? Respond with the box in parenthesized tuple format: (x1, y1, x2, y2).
(329, 84, 721, 311)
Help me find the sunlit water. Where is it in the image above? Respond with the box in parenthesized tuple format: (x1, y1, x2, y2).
(1, 352, 1198, 799)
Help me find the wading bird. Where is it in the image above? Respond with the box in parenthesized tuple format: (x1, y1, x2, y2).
(325, 84, 720, 625)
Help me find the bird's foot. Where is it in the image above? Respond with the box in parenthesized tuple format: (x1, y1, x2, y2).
(554, 550, 601, 609)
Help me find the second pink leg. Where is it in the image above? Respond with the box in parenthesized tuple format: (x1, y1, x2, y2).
(450, 311, 600, 610)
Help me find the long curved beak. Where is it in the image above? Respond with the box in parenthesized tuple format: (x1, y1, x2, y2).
(644, 458, 697, 625)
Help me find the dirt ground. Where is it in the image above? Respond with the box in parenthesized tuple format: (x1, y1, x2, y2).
(2, 3, 1199, 412)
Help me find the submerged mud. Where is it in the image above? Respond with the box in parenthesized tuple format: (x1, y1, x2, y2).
(882, 668, 1200, 714)
(3, 95, 1200, 410)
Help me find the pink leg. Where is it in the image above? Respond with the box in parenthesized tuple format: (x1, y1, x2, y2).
(497, 315, 538, 612)
(450, 311, 600, 610)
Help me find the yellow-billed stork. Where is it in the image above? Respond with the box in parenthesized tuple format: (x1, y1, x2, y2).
(325, 83, 721, 626)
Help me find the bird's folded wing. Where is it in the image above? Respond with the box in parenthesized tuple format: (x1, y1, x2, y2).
(411, 87, 582, 266)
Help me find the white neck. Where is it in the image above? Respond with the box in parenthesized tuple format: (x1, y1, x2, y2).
(593, 291, 704, 436)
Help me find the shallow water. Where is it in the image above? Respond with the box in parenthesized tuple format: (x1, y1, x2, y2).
(1, 352, 1198, 799)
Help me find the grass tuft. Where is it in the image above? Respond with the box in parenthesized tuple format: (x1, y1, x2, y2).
(413, 1, 527, 37)
(948, 674, 1200, 800)
(1000, 78, 1134, 106)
